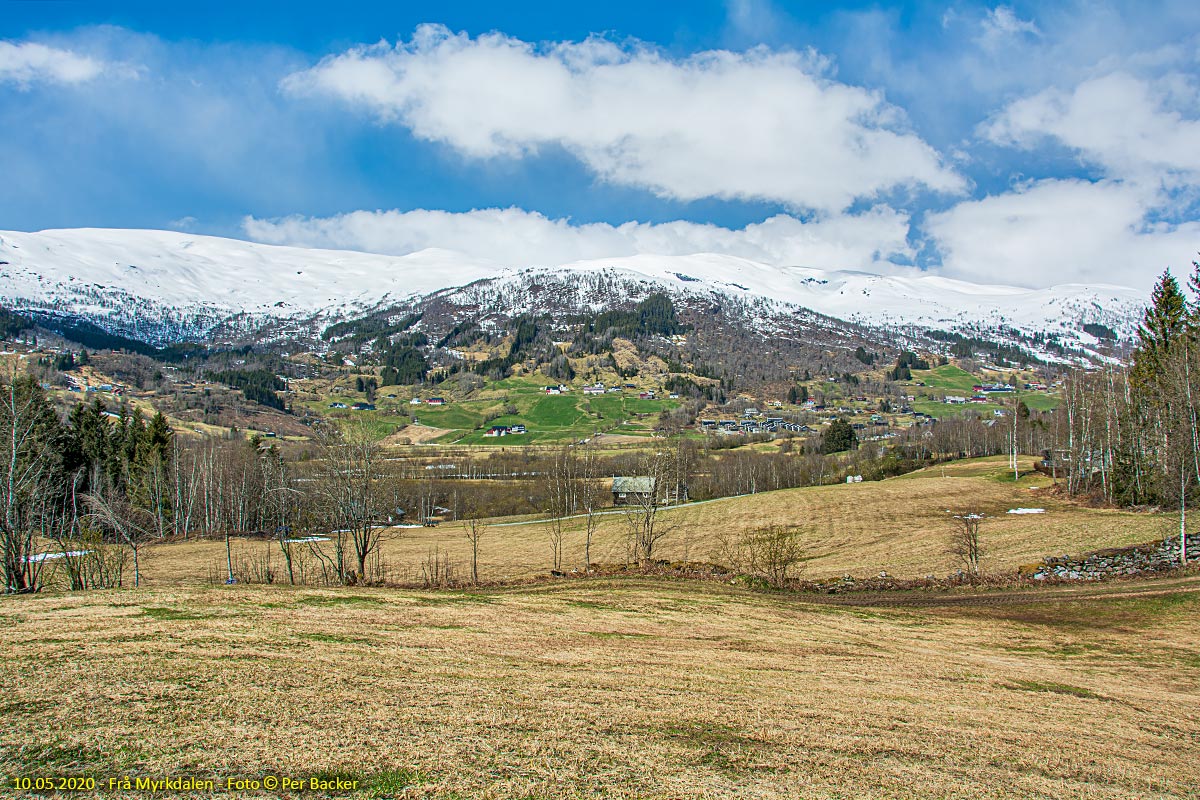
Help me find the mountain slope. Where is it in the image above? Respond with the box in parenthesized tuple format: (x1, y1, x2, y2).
(0, 228, 1145, 350)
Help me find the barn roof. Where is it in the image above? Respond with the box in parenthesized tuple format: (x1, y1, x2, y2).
(612, 476, 654, 493)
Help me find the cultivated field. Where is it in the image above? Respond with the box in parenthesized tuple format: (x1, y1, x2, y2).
(301, 376, 682, 446)
(142, 457, 1171, 588)
(3, 577, 1199, 798)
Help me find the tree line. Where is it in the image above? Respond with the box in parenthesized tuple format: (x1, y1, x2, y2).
(1050, 263, 1200, 561)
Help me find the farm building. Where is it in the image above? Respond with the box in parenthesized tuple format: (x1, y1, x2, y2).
(611, 476, 688, 506)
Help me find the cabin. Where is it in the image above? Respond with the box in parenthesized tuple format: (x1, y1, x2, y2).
(611, 476, 688, 506)
(582, 385, 605, 395)
(426, 397, 446, 405)
(351, 402, 375, 411)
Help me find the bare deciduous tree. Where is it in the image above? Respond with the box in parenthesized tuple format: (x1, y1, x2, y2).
(578, 445, 604, 573)
(622, 447, 686, 564)
(462, 516, 487, 584)
(545, 446, 579, 571)
(85, 492, 156, 588)
(313, 420, 389, 584)
(948, 511, 985, 577)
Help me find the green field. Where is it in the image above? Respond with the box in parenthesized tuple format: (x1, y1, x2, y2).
(310, 378, 680, 444)
(909, 364, 1060, 417)
(913, 364, 979, 392)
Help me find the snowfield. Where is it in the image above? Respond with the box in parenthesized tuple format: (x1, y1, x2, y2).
(0, 228, 1145, 345)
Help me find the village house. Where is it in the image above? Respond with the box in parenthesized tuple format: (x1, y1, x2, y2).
(611, 476, 688, 506)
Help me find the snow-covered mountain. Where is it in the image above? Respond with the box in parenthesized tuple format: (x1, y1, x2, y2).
(0, 228, 1145, 349)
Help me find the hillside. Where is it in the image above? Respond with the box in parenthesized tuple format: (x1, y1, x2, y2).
(0, 228, 1145, 354)
(140, 457, 1171, 587)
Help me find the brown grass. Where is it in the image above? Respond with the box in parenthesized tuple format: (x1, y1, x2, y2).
(2, 578, 1198, 798)
(139, 457, 1172, 588)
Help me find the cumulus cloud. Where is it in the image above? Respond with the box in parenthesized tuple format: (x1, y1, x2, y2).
(282, 24, 964, 212)
(0, 40, 119, 86)
(925, 178, 1199, 289)
(243, 206, 914, 271)
(983, 71, 1200, 183)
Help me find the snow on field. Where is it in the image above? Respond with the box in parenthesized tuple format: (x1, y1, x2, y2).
(26, 550, 91, 562)
(1007, 508, 1046, 514)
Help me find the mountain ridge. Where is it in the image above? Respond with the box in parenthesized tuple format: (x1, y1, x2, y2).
(0, 227, 1147, 354)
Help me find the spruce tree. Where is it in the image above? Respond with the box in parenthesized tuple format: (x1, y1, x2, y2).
(1132, 270, 1187, 393)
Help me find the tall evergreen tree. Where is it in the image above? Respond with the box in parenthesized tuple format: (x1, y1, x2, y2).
(1132, 270, 1187, 392)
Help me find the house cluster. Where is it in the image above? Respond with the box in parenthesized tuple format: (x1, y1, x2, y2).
(89, 382, 122, 395)
(329, 401, 375, 410)
(544, 384, 568, 395)
(484, 424, 527, 437)
(699, 417, 809, 435)
(973, 383, 1015, 393)
(62, 374, 125, 396)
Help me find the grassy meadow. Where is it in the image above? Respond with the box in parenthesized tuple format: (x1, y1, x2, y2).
(6, 456, 1195, 799)
(3, 577, 1199, 798)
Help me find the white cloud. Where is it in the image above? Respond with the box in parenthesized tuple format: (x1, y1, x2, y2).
(983, 71, 1200, 183)
(0, 40, 114, 86)
(243, 206, 914, 271)
(978, 6, 1041, 50)
(925, 178, 1199, 289)
(282, 24, 964, 212)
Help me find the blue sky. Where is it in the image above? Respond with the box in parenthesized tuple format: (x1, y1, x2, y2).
(2, 0, 1199, 288)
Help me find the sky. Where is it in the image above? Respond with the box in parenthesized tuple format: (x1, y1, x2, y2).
(2, 0, 1199, 290)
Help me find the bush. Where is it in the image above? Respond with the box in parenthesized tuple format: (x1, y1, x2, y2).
(718, 525, 806, 588)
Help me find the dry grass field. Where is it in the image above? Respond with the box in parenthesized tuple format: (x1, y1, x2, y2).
(2, 577, 1199, 799)
(140, 457, 1173, 588)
